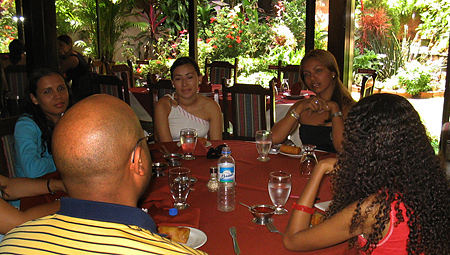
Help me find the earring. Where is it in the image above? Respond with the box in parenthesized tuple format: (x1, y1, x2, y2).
(333, 75, 336, 78)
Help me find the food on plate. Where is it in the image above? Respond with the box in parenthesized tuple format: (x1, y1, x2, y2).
(310, 212, 324, 226)
(197, 137, 207, 146)
(280, 145, 302, 155)
(158, 226, 190, 244)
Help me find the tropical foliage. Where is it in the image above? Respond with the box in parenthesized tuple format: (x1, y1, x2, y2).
(0, 0, 17, 52)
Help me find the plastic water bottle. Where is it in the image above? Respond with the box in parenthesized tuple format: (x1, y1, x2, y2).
(217, 146, 236, 212)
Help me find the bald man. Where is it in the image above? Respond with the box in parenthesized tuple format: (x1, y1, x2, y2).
(0, 95, 207, 255)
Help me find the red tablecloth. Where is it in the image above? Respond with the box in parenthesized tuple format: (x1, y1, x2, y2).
(144, 140, 357, 255)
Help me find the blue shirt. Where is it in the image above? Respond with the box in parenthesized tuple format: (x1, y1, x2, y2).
(14, 115, 57, 178)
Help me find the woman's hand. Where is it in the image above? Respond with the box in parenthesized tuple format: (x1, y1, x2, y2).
(312, 157, 337, 177)
(294, 96, 332, 117)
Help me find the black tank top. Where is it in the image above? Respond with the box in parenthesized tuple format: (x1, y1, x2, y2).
(299, 124, 336, 153)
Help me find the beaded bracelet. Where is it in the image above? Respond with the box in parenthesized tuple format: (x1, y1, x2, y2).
(47, 178, 55, 195)
(292, 202, 315, 214)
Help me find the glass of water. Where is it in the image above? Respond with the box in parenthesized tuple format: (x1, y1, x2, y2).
(255, 130, 272, 162)
(180, 128, 197, 160)
(168, 167, 191, 210)
(268, 171, 292, 214)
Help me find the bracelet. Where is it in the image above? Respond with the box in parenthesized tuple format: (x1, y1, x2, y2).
(292, 202, 315, 214)
(331, 111, 343, 119)
(290, 109, 300, 120)
(47, 178, 55, 195)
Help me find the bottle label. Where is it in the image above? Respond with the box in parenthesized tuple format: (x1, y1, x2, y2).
(219, 163, 235, 182)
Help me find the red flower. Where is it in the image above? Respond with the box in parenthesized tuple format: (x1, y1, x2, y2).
(228, 45, 232, 48)
(136, 68, 142, 74)
(238, 30, 243, 33)
(156, 60, 162, 64)
(210, 17, 217, 23)
(180, 29, 188, 34)
(231, 23, 238, 29)
(206, 38, 212, 43)
(213, 45, 218, 49)
(172, 43, 178, 48)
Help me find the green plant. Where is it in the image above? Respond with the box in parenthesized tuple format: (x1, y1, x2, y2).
(56, 0, 137, 61)
(398, 60, 432, 95)
(279, 0, 306, 51)
(0, 0, 17, 52)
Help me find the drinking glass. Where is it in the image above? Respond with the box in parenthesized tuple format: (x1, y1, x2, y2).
(255, 130, 272, 162)
(168, 167, 191, 210)
(281, 79, 290, 96)
(268, 171, 292, 214)
(180, 128, 197, 160)
(300, 144, 318, 175)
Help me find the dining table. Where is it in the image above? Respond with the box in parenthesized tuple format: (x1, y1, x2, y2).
(143, 140, 358, 255)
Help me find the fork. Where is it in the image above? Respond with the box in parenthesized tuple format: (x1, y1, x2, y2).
(266, 220, 284, 236)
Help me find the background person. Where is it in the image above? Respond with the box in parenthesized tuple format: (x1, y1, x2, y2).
(272, 49, 355, 153)
(0, 94, 207, 254)
(57, 34, 91, 100)
(14, 68, 71, 179)
(283, 94, 450, 254)
(154, 56, 223, 142)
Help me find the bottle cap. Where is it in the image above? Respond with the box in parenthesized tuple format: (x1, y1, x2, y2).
(210, 166, 218, 173)
(169, 208, 178, 216)
(222, 145, 231, 154)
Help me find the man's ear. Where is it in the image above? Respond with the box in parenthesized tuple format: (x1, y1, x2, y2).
(130, 146, 146, 177)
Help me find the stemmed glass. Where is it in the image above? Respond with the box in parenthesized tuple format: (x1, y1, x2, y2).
(268, 171, 292, 214)
(255, 130, 272, 162)
(281, 79, 290, 96)
(300, 144, 318, 175)
(180, 128, 197, 160)
(168, 167, 191, 210)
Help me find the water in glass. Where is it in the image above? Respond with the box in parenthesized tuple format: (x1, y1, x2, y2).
(168, 167, 191, 210)
(256, 130, 272, 162)
(268, 171, 292, 214)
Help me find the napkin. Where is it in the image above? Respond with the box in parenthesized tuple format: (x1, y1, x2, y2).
(140, 185, 173, 210)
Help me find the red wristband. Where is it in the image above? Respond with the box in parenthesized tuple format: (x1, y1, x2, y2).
(292, 203, 315, 214)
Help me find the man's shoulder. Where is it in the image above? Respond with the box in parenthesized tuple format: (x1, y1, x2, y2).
(0, 214, 207, 255)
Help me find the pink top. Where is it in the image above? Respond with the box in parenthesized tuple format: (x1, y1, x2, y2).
(357, 201, 409, 255)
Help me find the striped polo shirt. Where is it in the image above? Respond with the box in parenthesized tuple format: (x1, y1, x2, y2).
(0, 197, 207, 255)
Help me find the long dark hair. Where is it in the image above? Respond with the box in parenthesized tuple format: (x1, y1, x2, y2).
(299, 49, 355, 110)
(25, 68, 73, 155)
(327, 94, 450, 254)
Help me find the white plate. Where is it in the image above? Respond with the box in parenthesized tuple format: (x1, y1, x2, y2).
(183, 227, 207, 249)
(177, 141, 212, 147)
(314, 200, 332, 212)
(279, 151, 303, 158)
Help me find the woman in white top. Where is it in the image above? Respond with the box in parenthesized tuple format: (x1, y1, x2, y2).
(154, 57, 223, 142)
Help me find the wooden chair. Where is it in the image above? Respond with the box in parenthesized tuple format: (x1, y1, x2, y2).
(221, 78, 275, 141)
(357, 69, 377, 99)
(91, 73, 130, 105)
(147, 75, 174, 118)
(0, 115, 19, 177)
(268, 60, 301, 90)
(108, 64, 135, 89)
(88, 57, 108, 75)
(3, 65, 28, 116)
(205, 58, 238, 85)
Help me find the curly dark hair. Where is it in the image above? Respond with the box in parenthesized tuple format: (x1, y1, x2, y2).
(24, 68, 74, 155)
(326, 93, 450, 254)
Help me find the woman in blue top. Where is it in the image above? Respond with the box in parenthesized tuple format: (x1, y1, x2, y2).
(14, 68, 72, 178)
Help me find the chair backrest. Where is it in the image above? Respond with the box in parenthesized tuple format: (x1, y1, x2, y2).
(3, 65, 28, 99)
(205, 58, 238, 85)
(222, 78, 275, 141)
(268, 60, 301, 90)
(88, 57, 107, 75)
(109, 64, 135, 88)
(357, 69, 377, 99)
(91, 73, 130, 105)
(0, 115, 19, 177)
(147, 76, 175, 118)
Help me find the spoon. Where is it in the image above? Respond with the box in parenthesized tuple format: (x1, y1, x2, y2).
(238, 201, 257, 212)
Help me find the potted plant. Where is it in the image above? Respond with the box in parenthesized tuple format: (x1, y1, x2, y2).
(397, 61, 432, 98)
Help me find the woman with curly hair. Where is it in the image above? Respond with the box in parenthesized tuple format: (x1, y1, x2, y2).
(283, 93, 450, 254)
(272, 49, 355, 153)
